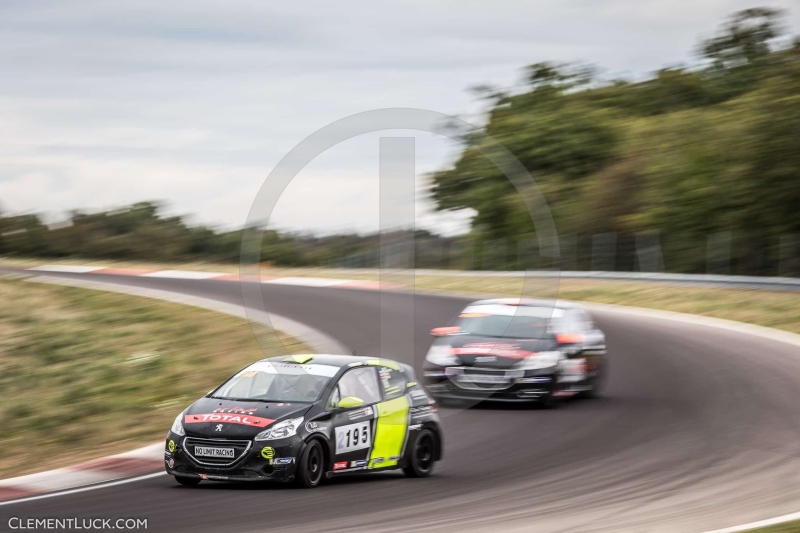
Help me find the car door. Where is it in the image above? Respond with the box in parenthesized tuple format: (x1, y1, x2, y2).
(561, 309, 605, 387)
(368, 364, 410, 469)
(327, 366, 382, 471)
(576, 310, 606, 383)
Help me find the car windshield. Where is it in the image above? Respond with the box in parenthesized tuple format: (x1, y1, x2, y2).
(456, 305, 565, 339)
(211, 361, 338, 403)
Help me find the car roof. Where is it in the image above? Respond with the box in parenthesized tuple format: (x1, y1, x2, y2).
(260, 354, 401, 369)
(467, 298, 587, 311)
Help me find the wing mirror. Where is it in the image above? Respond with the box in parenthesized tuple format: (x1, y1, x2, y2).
(337, 396, 365, 409)
(430, 326, 460, 337)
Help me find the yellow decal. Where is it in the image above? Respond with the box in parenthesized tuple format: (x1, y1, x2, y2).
(366, 359, 400, 370)
(369, 396, 409, 468)
(167, 440, 175, 453)
(285, 354, 313, 364)
(261, 446, 275, 463)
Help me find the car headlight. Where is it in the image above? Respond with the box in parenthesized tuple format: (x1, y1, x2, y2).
(170, 412, 185, 437)
(255, 417, 304, 441)
(516, 351, 561, 370)
(425, 344, 459, 366)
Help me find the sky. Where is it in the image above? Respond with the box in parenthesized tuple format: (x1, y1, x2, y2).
(0, 0, 797, 236)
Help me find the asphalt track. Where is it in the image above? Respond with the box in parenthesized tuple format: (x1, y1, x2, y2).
(2, 271, 800, 533)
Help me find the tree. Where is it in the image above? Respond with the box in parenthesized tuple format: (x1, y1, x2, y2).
(701, 8, 784, 98)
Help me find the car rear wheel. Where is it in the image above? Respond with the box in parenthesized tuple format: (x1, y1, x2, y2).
(403, 429, 437, 478)
(295, 439, 324, 488)
(174, 475, 201, 486)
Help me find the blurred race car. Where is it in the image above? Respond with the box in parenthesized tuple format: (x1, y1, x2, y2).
(423, 299, 607, 406)
(165, 354, 442, 488)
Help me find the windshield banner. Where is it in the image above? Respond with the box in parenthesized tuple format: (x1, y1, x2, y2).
(184, 413, 275, 427)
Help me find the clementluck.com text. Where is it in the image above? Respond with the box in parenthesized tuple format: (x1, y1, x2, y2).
(8, 517, 148, 530)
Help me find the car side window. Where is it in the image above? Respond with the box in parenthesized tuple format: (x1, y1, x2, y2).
(333, 367, 381, 406)
(377, 366, 406, 401)
(565, 310, 588, 332)
(579, 310, 595, 331)
(328, 385, 341, 408)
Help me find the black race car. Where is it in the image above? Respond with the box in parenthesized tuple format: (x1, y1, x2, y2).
(423, 298, 607, 406)
(165, 354, 442, 488)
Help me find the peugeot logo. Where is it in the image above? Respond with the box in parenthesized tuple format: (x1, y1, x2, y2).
(215, 424, 223, 432)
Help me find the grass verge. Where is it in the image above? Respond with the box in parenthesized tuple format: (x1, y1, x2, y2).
(0, 275, 308, 478)
(749, 520, 800, 532)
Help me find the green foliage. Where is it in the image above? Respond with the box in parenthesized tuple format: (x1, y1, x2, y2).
(430, 8, 800, 275)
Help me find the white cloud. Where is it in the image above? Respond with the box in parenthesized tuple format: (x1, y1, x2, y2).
(0, 0, 796, 234)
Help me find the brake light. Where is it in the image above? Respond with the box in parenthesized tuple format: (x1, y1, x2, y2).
(431, 326, 461, 337)
(556, 333, 583, 344)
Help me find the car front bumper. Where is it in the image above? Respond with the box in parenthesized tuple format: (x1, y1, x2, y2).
(423, 366, 557, 402)
(164, 433, 303, 483)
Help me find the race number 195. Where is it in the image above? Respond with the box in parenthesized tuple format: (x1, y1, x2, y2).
(335, 422, 371, 454)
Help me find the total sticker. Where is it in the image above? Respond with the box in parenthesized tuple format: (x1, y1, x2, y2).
(335, 421, 371, 454)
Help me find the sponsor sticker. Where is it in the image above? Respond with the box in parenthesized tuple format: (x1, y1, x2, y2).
(184, 413, 275, 427)
(261, 446, 275, 461)
(213, 406, 258, 415)
(333, 461, 348, 471)
(167, 440, 176, 453)
(410, 406, 434, 417)
(194, 446, 234, 459)
(273, 457, 295, 465)
(305, 421, 324, 433)
(452, 343, 532, 359)
(389, 455, 401, 461)
(347, 406, 374, 421)
(371, 457, 384, 465)
(195, 446, 234, 458)
(409, 424, 422, 431)
(166, 458, 174, 468)
(350, 460, 367, 468)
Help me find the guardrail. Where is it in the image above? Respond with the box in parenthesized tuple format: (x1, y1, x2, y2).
(322, 268, 800, 291)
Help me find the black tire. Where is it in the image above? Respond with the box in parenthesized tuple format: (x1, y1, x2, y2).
(403, 429, 438, 478)
(295, 439, 325, 488)
(537, 378, 561, 409)
(580, 362, 607, 399)
(174, 475, 201, 486)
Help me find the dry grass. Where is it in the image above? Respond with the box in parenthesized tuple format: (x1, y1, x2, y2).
(748, 521, 800, 533)
(0, 276, 308, 478)
(408, 276, 800, 335)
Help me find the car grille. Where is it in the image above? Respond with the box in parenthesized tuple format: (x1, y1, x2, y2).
(183, 437, 252, 467)
(446, 367, 522, 391)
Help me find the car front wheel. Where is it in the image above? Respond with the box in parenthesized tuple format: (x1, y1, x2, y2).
(295, 439, 324, 488)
